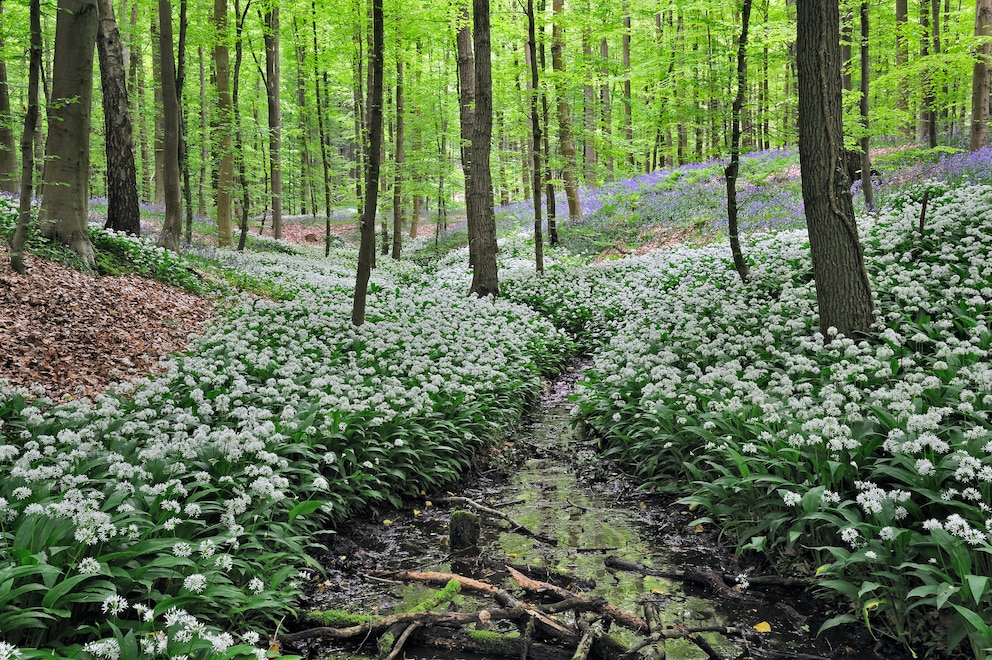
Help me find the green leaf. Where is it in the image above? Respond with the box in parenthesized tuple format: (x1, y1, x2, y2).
(288, 499, 325, 524)
(966, 574, 990, 607)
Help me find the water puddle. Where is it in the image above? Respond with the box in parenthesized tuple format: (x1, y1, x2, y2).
(298, 364, 886, 659)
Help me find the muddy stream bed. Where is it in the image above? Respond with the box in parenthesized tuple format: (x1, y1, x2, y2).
(289, 365, 898, 660)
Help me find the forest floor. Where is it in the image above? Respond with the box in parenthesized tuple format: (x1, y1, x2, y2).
(0, 245, 213, 401)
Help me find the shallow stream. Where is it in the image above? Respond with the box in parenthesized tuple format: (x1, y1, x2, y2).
(300, 365, 893, 659)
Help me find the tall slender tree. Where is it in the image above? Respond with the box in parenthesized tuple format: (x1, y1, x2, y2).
(971, 0, 992, 150)
(352, 0, 384, 326)
(551, 0, 581, 222)
(391, 50, 405, 261)
(9, 0, 41, 275)
(468, 0, 499, 296)
(263, 4, 283, 239)
(858, 0, 875, 212)
(39, 0, 99, 266)
(455, 0, 478, 268)
(796, 0, 875, 338)
(97, 0, 142, 236)
(725, 0, 752, 284)
(213, 0, 235, 247)
(155, 0, 184, 251)
(0, 0, 17, 193)
(526, 0, 544, 274)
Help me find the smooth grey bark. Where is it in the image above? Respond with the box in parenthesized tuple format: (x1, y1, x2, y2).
(9, 0, 41, 275)
(155, 0, 184, 251)
(0, 0, 18, 193)
(263, 6, 283, 240)
(39, 0, 99, 267)
(971, 0, 992, 150)
(214, 0, 235, 247)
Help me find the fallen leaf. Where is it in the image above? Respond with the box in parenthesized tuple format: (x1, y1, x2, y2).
(754, 621, 772, 633)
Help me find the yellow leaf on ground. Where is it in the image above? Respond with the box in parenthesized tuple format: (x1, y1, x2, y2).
(383, 519, 393, 525)
(754, 621, 772, 633)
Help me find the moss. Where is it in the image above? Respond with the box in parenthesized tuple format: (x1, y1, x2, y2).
(307, 609, 374, 627)
(408, 579, 461, 613)
(467, 629, 521, 655)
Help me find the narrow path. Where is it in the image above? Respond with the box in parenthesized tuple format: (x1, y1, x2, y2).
(296, 363, 888, 659)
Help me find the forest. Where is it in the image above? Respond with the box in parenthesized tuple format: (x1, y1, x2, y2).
(2, 0, 992, 658)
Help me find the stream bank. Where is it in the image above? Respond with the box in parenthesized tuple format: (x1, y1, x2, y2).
(288, 363, 908, 660)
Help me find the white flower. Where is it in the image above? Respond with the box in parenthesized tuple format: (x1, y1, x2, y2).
(248, 577, 265, 594)
(173, 541, 193, 557)
(0, 641, 21, 659)
(101, 594, 129, 616)
(840, 527, 861, 547)
(780, 490, 801, 507)
(78, 557, 101, 575)
(183, 573, 207, 593)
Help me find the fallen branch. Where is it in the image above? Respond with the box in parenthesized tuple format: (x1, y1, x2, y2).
(369, 569, 500, 596)
(437, 496, 558, 545)
(382, 622, 420, 660)
(507, 565, 648, 633)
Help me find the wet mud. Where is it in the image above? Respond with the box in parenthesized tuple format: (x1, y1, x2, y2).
(290, 363, 909, 660)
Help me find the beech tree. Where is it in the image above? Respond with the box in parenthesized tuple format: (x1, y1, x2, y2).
(796, 0, 875, 338)
(468, 0, 498, 297)
(352, 0, 384, 326)
(214, 0, 235, 247)
(155, 0, 184, 251)
(971, 0, 991, 150)
(0, 0, 16, 194)
(264, 4, 283, 240)
(9, 0, 41, 275)
(39, 0, 99, 267)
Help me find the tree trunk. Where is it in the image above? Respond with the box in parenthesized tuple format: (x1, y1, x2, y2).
(551, 0, 581, 224)
(725, 0, 751, 285)
(352, 0, 384, 326)
(796, 0, 875, 339)
(177, 0, 194, 247)
(213, 0, 235, 247)
(858, 0, 875, 213)
(155, 0, 184, 251)
(96, 0, 141, 236)
(152, 19, 165, 206)
(234, 0, 251, 252)
(9, 0, 41, 275)
(392, 51, 404, 261)
(920, 0, 937, 146)
(527, 0, 544, 275)
(582, 16, 595, 185)
(622, 2, 633, 166)
(468, 0, 498, 297)
(455, 0, 477, 268)
(294, 17, 315, 220)
(600, 39, 612, 175)
(0, 1, 18, 194)
(311, 0, 333, 256)
(264, 6, 283, 240)
(895, 0, 911, 136)
(970, 0, 992, 151)
(39, 0, 99, 267)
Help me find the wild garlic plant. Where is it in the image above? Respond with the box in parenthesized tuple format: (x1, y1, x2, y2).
(503, 183, 992, 657)
(0, 238, 571, 657)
